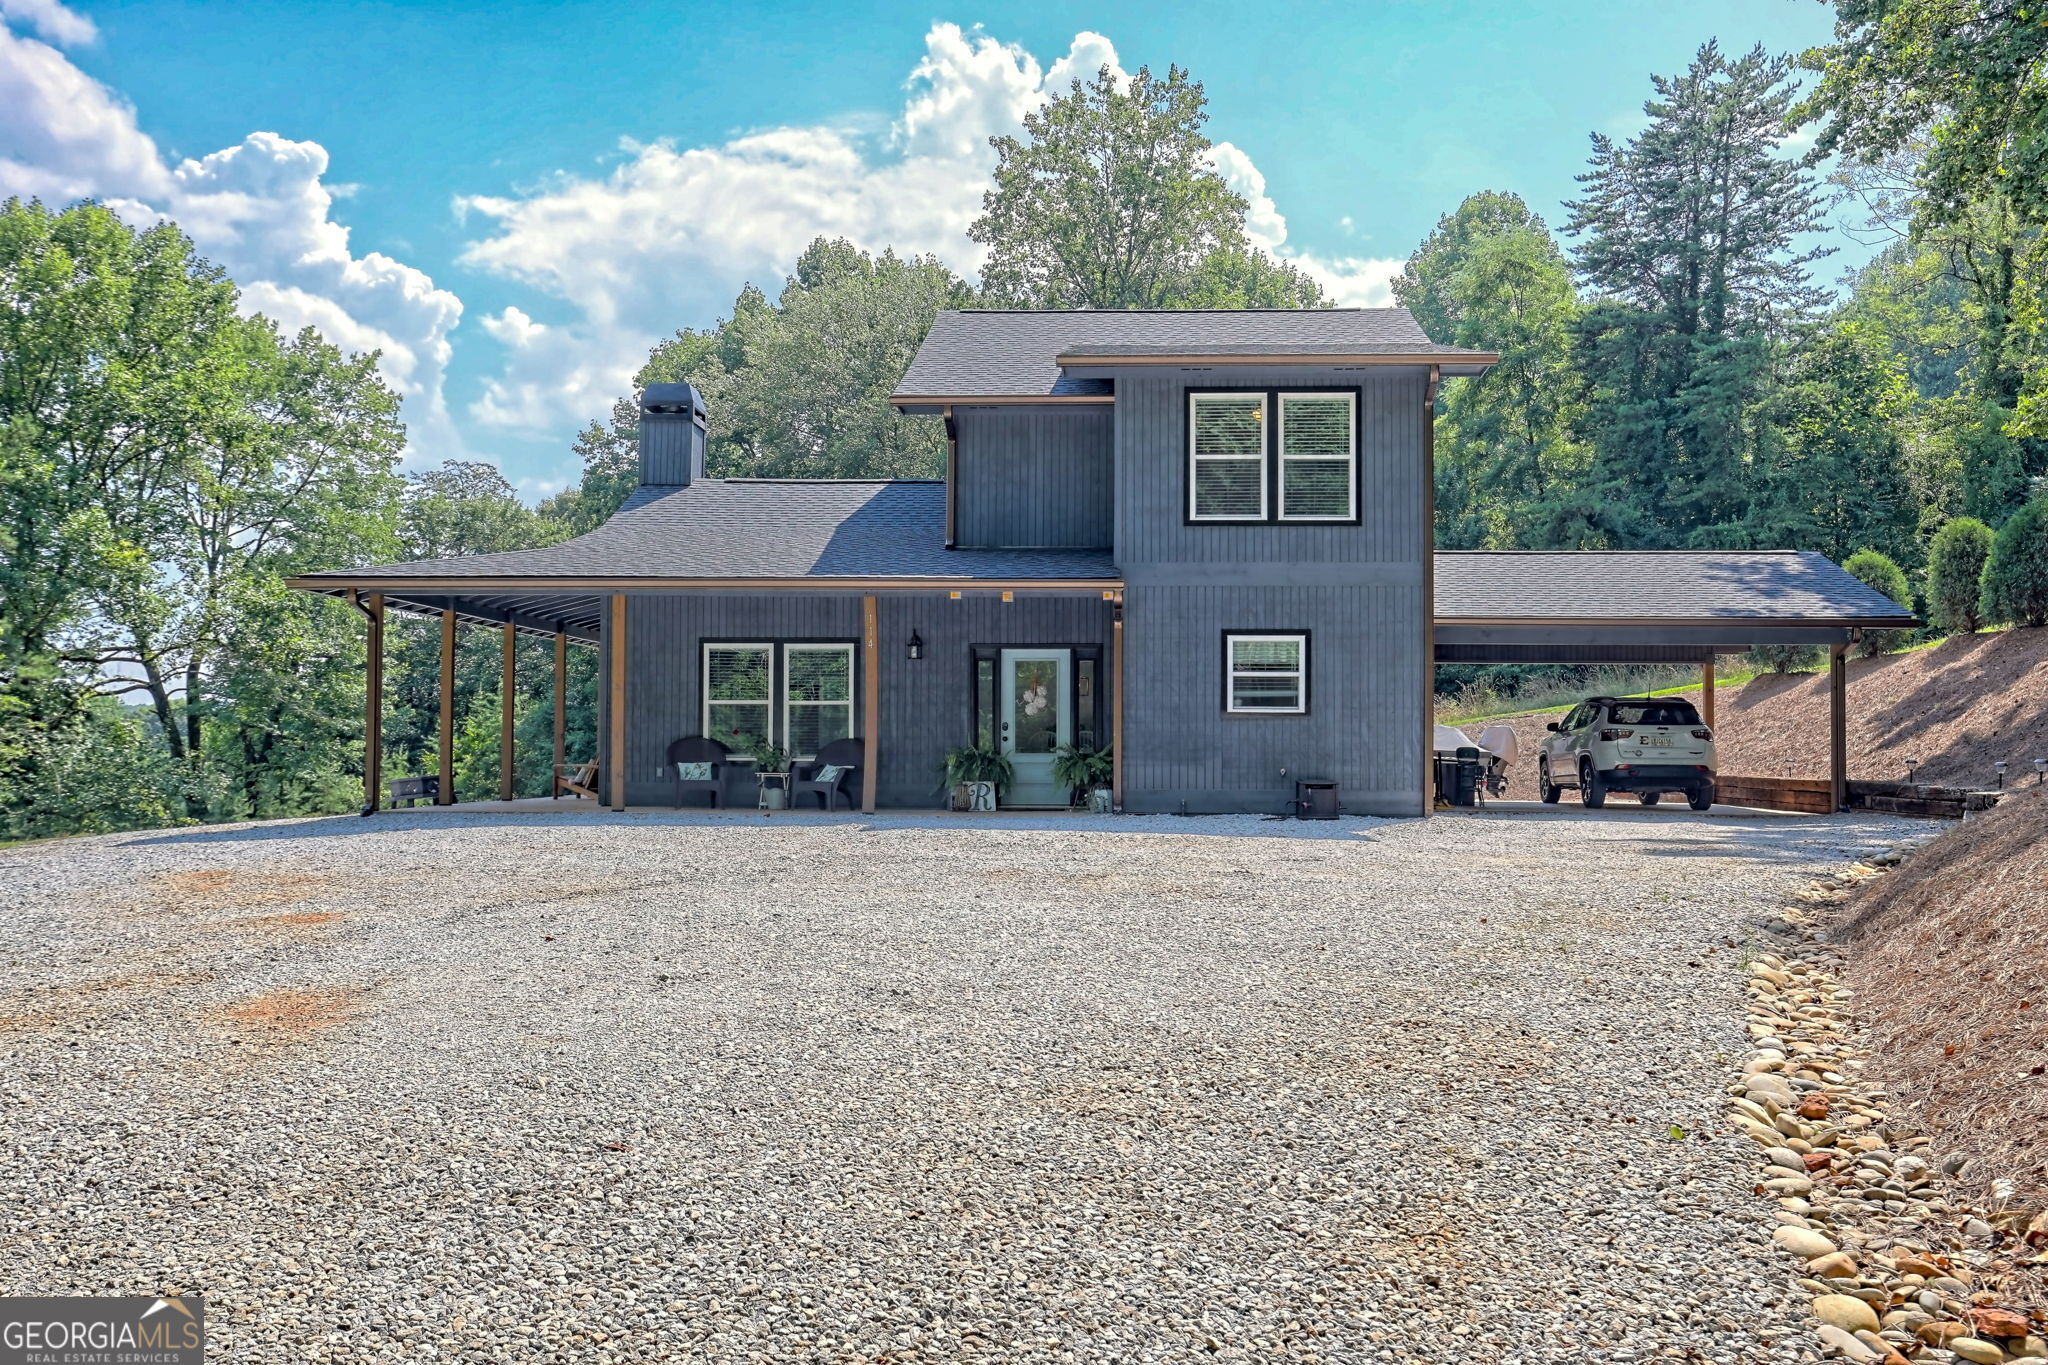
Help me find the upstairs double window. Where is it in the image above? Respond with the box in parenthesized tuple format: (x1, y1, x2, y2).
(1187, 389, 1359, 523)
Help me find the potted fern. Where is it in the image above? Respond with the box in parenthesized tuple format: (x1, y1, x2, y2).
(942, 743, 1013, 811)
(1053, 743, 1115, 812)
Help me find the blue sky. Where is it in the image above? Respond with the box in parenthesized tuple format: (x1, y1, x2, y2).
(4, 0, 1854, 495)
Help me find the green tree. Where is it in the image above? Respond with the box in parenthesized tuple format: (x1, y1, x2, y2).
(706, 240, 974, 478)
(73, 319, 402, 814)
(1981, 499, 2048, 627)
(405, 459, 565, 559)
(971, 64, 1322, 309)
(1926, 515, 1995, 634)
(1565, 43, 1829, 547)
(1842, 548, 1916, 654)
(1805, 0, 2048, 233)
(1745, 323, 1919, 565)
(1395, 192, 1587, 547)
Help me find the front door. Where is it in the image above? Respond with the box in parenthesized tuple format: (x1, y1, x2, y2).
(999, 648, 1071, 807)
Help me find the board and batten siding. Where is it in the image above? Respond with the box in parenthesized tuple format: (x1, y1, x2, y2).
(953, 407, 1113, 548)
(1109, 365, 1431, 816)
(604, 590, 1113, 808)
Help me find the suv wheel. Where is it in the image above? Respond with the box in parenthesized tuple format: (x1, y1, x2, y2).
(1579, 759, 1607, 809)
(1637, 791, 1660, 807)
(1689, 782, 1714, 812)
(1538, 759, 1561, 804)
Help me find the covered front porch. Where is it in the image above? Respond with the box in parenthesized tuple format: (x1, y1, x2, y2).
(299, 580, 1126, 816)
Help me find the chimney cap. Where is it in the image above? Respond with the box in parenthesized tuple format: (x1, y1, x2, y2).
(641, 381, 706, 421)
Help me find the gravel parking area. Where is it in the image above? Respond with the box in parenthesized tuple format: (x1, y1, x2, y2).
(1, 807, 1918, 1363)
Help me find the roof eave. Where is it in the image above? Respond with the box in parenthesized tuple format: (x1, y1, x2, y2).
(1050, 351, 1501, 368)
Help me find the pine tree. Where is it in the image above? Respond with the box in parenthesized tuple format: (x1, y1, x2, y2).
(1564, 43, 1829, 547)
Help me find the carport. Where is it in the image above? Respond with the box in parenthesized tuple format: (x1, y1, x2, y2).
(1429, 551, 1922, 812)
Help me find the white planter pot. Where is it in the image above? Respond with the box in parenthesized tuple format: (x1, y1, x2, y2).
(1087, 787, 1114, 814)
(963, 780, 996, 812)
(759, 783, 787, 811)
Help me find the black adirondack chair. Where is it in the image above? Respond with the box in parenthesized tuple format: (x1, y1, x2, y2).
(790, 737, 863, 811)
(666, 736, 731, 809)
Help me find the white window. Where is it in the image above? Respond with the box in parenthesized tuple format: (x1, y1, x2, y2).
(1278, 393, 1356, 520)
(1189, 392, 1267, 520)
(1225, 633, 1308, 714)
(783, 644, 854, 759)
(704, 643, 772, 754)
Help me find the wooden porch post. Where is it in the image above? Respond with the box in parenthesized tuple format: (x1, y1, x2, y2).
(861, 594, 880, 814)
(500, 622, 517, 802)
(1701, 657, 1716, 730)
(437, 608, 456, 805)
(1829, 642, 1849, 813)
(361, 591, 384, 814)
(1111, 591, 1125, 811)
(553, 629, 567, 796)
(609, 594, 627, 812)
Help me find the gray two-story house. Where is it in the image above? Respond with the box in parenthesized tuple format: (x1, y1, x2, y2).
(291, 307, 1915, 818)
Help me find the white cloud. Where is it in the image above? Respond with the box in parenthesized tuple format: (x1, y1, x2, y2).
(0, 0, 92, 46)
(0, 3, 465, 465)
(1208, 139, 1401, 306)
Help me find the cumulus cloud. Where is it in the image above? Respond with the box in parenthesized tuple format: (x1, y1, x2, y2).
(0, 1, 465, 464)
(458, 23, 1400, 433)
(1209, 139, 1401, 307)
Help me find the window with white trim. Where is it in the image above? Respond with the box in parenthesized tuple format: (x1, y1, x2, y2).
(1224, 633, 1308, 714)
(783, 644, 854, 758)
(704, 643, 772, 752)
(1189, 392, 1268, 520)
(1278, 393, 1356, 520)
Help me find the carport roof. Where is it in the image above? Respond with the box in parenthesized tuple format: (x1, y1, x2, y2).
(1434, 550, 1917, 627)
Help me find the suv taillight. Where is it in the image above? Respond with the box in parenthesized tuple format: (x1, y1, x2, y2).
(1599, 728, 1633, 741)
(1692, 727, 1713, 739)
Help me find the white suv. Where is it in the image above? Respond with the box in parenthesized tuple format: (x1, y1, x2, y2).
(1539, 696, 1716, 810)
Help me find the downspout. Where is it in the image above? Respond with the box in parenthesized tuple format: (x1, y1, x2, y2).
(943, 405, 958, 549)
(1421, 365, 1440, 818)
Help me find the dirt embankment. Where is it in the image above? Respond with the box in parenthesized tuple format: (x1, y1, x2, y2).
(1832, 786, 2048, 1210)
(1460, 627, 2048, 800)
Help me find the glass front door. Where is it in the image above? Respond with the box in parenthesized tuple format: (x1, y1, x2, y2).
(999, 648, 1071, 807)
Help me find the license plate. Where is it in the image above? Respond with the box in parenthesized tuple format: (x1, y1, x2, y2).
(1643, 734, 1672, 747)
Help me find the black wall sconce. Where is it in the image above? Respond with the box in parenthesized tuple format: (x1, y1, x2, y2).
(907, 630, 924, 661)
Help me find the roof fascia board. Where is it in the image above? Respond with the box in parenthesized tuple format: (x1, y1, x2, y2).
(289, 575, 1125, 594)
(889, 394, 1114, 410)
(1050, 351, 1501, 367)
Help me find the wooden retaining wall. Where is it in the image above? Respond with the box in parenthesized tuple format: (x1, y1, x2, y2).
(1716, 774, 2003, 818)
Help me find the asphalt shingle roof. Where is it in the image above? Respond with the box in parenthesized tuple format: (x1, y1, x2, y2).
(894, 308, 1494, 400)
(297, 480, 1117, 583)
(1435, 551, 1918, 623)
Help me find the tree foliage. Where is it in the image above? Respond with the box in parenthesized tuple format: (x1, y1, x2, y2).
(971, 65, 1323, 310)
(1396, 193, 1588, 547)
(1564, 43, 1830, 548)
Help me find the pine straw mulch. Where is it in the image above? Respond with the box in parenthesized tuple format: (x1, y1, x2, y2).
(1831, 786, 2048, 1254)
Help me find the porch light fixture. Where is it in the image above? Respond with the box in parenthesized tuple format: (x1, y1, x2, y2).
(907, 630, 924, 661)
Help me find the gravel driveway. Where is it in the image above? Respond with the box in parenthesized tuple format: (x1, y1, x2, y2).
(1, 807, 1917, 1363)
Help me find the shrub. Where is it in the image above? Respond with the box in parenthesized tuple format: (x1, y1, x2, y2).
(1842, 549, 1915, 655)
(1744, 643, 1824, 674)
(1982, 499, 2048, 627)
(1926, 516, 1994, 634)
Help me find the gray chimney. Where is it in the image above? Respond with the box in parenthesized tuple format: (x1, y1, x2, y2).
(639, 382, 707, 486)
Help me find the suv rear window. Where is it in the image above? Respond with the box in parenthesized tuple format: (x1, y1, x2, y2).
(1606, 701, 1702, 726)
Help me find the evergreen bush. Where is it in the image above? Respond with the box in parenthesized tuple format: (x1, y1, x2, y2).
(1841, 549, 1915, 654)
(1981, 500, 2048, 627)
(1925, 517, 1994, 634)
